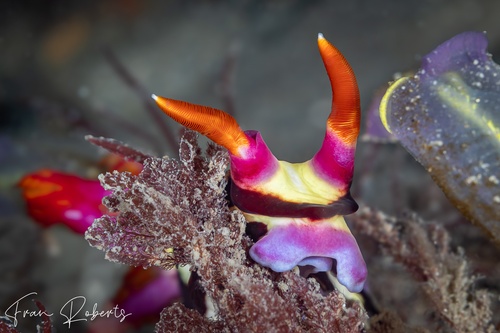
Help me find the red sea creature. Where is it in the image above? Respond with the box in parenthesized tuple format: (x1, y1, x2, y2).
(18, 169, 110, 234)
(18, 155, 142, 234)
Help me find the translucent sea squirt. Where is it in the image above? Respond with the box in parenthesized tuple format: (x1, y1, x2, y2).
(380, 31, 500, 244)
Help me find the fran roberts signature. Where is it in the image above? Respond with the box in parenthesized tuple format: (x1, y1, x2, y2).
(4, 292, 132, 329)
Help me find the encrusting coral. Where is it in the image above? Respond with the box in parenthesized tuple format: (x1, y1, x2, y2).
(85, 130, 367, 332)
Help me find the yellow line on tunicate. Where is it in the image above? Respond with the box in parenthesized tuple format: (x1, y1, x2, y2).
(379, 77, 410, 133)
(436, 72, 500, 144)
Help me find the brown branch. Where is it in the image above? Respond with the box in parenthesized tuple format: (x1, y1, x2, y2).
(85, 135, 152, 164)
(217, 41, 241, 117)
(102, 47, 178, 151)
(91, 106, 164, 154)
(34, 300, 52, 333)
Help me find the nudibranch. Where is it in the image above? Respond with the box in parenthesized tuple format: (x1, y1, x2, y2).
(152, 34, 367, 293)
(18, 156, 142, 234)
(18, 169, 111, 234)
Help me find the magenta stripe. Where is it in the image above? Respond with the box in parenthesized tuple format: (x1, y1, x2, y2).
(229, 130, 279, 187)
(311, 130, 355, 189)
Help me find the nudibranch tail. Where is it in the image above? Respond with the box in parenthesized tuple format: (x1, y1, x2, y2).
(317, 33, 360, 146)
(152, 94, 249, 157)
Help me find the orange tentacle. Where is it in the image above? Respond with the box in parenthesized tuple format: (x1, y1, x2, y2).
(152, 95, 249, 156)
(318, 34, 360, 146)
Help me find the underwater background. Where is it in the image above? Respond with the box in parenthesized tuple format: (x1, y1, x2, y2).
(1, 1, 500, 332)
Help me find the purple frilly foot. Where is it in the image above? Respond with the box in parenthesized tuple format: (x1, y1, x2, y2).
(248, 216, 367, 293)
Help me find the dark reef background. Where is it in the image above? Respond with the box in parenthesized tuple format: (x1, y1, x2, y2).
(1, 1, 500, 332)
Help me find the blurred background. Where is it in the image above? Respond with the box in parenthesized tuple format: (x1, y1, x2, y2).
(1, 0, 500, 332)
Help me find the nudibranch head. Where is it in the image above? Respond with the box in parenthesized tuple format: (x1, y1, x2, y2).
(153, 34, 366, 292)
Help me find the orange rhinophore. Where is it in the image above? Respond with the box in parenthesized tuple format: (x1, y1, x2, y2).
(152, 95, 249, 157)
(317, 33, 360, 146)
